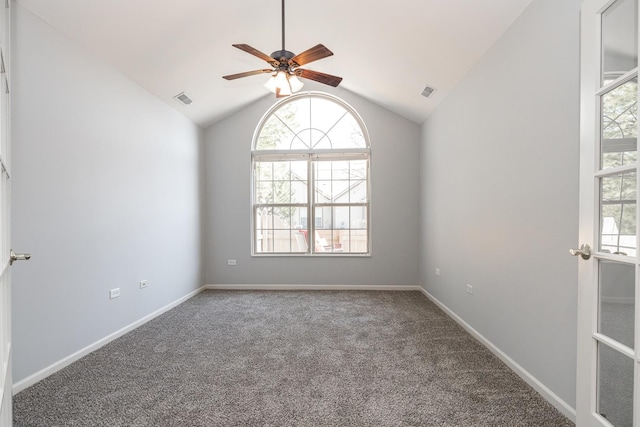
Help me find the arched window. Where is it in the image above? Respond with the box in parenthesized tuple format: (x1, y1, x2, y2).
(252, 92, 371, 255)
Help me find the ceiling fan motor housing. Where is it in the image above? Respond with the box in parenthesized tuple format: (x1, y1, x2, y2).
(271, 50, 296, 69)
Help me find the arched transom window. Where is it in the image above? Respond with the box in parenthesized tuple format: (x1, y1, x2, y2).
(252, 92, 371, 255)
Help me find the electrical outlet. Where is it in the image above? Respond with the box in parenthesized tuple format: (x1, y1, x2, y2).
(227, 260, 237, 266)
(435, 268, 441, 276)
(110, 288, 120, 299)
(466, 284, 473, 295)
(139, 280, 148, 289)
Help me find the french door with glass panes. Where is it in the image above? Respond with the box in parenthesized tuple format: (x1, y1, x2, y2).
(0, 0, 11, 423)
(577, 0, 640, 426)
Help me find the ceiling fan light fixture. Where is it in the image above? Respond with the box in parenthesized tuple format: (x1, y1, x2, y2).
(288, 74, 304, 92)
(264, 71, 303, 97)
(263, 74, 277, 92)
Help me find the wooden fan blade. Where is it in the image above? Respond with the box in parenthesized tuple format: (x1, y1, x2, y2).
(295, 69, 342, 87)
(291, 44, 333, 66)
(232, 44, 279, 66)
(223, 69, 274, 80)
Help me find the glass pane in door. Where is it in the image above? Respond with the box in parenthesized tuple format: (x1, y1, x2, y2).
(600, 172, 637, 255)
(597, 343, 634, 427)
(601, 0, 638, 85)
(599, 260, 635, 348)
(601, 78, 637, 170)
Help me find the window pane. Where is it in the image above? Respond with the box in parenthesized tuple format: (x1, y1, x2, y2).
(280, 99, 310, 149)
(351, 206, 368, 229)
(256, 182, 273, 204)
(349, 181, 368, 203)
(315, 181, 331, 203)
(291, 180, 307, 204)
(316, 161, 331, 180)
(309, 205, 369, 253)
(254, 94, 368, 151)
(332, 161, 350, 179)
(310, 129, 332, 150)
(350, 160, 367, 179)
(256, 114, 297, 150)
(601, 78, 637, 170)
(274, 207, 292, 229)
(256, 160, 307, 206)
(314, 160, 369, 204)
(314, 178, 347, 203)
(331, 181, 349, 202)
(597, 343, 634, 427)
(326, 113, 366, 149)
(255, 206, 308, 254)
(334, 207, 350, 229)
(255, 229, 274, 253)
(333, 206, 367, 253)
(315, 229, 338, 252)
(316, 206, 332, 230)
(600, 172, 637, 256)
(293, 231, 307, 252)
(601, 0, 638, 85)
(339, 230, 368, 253)
(255, 207, 273, 253)
(273, 229, 293, 252)
(599, 260, 635, 348)
(311, 97, 348, 141)
(273, 181, 292, 203)
(293, 207, 307, 230)
(272, 162, 289, 178)
(256, 162, 272, 180)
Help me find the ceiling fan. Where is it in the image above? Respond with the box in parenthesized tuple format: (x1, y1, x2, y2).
(222, 0, 342, 98)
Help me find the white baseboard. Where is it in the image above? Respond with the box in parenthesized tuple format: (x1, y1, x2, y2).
(417, 287, 576, 423)
(205, 284, 423, 291)
(12, 286, 206, 395)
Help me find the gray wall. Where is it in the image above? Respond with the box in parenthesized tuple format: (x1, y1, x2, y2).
(419, 0, 580, 409)
(11, 4, 203, 383)
(204, 86, 420, 286)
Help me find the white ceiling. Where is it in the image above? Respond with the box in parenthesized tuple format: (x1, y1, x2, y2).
(16, 0, 534, 128)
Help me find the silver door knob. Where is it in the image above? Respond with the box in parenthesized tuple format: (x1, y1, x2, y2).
(10, 249, 31, 265)
(569, 243, 591, 260)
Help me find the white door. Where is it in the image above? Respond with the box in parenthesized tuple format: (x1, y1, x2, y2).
(577, 0, 640, 425)
(0, 0, 13, 425)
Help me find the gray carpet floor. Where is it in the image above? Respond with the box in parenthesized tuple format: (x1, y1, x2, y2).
(13, 290, 574, 426)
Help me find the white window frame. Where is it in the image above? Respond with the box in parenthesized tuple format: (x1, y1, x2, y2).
(251, 92, 371, 256)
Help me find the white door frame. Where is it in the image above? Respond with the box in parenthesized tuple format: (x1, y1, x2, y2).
(577, 0, 640, 425)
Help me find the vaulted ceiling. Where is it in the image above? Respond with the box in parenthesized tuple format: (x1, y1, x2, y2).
(16, 0, 534, 128)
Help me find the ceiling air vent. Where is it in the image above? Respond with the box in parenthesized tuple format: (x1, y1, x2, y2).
(421, 85, 436, 98)
(174, 92, 192, 105)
